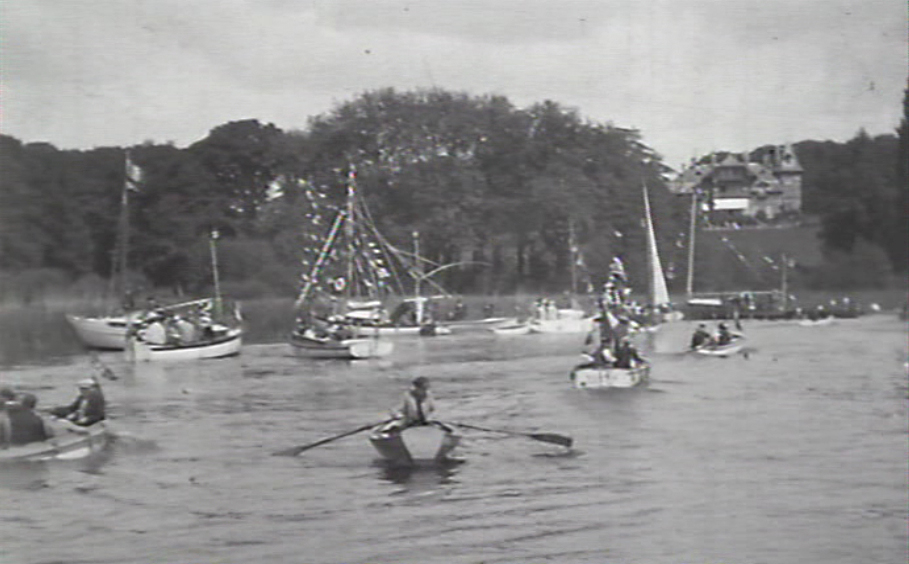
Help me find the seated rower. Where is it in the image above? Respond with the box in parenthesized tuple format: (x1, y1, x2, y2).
(613, 337, 644, 369)
(381, 376, 435, 433)
(715, 322, 733, 346)
(50, 378, 106, 427)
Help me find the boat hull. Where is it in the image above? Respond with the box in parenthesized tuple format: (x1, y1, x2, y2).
(694, 338, 745, 357)
(368, 424, 460, 467)
(0, 422, 110, 462)
(290, 335, 393, 359)
(128, 328, 243, 362)
(570, 363, 650, 389)
(491, 322, 532, 336)
(350, 324, 452, 337)
(66, 314, 134, 350)
(528, 316, 595, 334)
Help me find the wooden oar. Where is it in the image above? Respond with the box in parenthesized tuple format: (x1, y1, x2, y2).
(448, 422, 573, 448)
(272, 419, 392, 457)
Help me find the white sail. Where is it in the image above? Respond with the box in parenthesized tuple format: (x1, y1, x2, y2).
(643, 184, 671, 308)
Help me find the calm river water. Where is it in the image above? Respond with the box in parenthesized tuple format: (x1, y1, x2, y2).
(1, 315, 907, 564)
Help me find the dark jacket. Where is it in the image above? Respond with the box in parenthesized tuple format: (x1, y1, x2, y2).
(6, 404, 52, 445)
(50, 389, 106, 426)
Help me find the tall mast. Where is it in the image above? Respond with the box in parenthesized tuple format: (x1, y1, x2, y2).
(568, 217, 579, 307)
(117, 153, 132, 304)
(413, 230, 423, 324)
(685, 190, 698, 299)
(210, 228, 222, 317)
(345, 166, 356, 307)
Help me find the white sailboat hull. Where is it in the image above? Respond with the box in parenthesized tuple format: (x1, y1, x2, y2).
(66, 314, 133, 350)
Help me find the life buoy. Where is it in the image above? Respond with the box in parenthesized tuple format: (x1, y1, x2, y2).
(332, 277, 346, 292)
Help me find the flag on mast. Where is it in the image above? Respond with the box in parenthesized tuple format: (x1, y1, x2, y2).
(125, 154, 143, 192)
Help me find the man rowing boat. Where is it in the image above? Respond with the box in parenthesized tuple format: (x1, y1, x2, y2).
(381, 376, 435, 433)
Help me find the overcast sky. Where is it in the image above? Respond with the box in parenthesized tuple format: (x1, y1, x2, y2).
(2, 0, 906, 169)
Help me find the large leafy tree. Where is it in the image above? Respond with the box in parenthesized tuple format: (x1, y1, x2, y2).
(189, 119, 286, 235)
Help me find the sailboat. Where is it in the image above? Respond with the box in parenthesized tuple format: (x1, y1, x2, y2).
(288, 168, 399, 359)
(568, 255, 650, 389)
(568, 184, 673, 389)
(640, 182, 678, 329)
(66, 154, 143, 350)
(126, 228, 243, 362)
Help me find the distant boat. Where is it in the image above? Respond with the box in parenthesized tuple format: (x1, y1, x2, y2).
(128, 325, 243, 362)
(693, 335, 746, 357)
(570, 362, 650, 389)
(289, 168, 396, 359)
(641, 183, 678, 327)
(289, 334, 393, 360)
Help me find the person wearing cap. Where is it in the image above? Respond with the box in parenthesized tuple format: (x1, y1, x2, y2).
(4, 392, 54, 446)
(690, 323, 712, 350)
(383, 377, 435, 433)
(49, 378, 106, 426)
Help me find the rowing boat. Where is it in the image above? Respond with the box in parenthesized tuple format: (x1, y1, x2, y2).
(0, 421, 110, 463)
(570, 362, 650, 389)
(694, 336, 746, 357)
(368, 423, 460, 467)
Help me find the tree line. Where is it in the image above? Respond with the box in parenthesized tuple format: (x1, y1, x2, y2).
(1, 87, 906, 302)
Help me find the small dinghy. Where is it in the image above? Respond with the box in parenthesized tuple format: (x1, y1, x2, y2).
(694, 336, 746, 357)
(0, 422, 110, 463)
(368, 423, 460, 467)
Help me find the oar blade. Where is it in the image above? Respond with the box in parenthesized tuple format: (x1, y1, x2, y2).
(529, 433, 573, 448)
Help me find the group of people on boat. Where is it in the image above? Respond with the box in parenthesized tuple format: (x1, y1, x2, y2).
(689, 322, 738, 350)
(574, 257, 649, 371)
(131, 300, 221, 347)
(0, 377, 106, 448)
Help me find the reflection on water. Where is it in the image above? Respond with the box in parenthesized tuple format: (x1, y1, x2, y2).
(376, 458, 464, 487)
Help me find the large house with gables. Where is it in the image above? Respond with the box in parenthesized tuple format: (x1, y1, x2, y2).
(669, 145, 803, 223)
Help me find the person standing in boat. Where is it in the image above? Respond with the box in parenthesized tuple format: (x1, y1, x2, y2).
(384, 376, 435, 432)
(50, 378, 106, 427)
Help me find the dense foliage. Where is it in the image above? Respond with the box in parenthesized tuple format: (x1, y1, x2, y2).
(1, 87, 905, 302)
